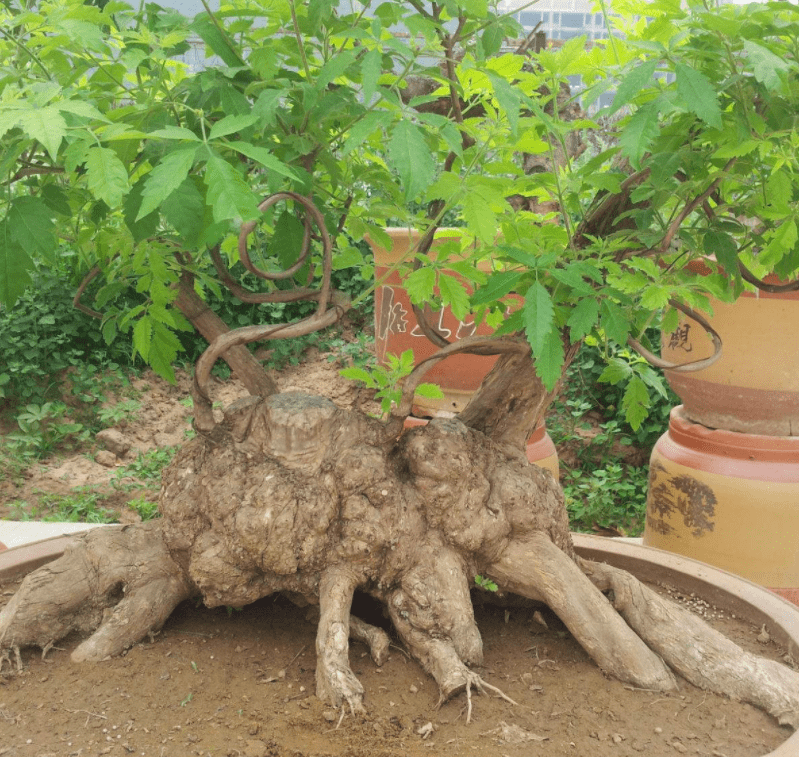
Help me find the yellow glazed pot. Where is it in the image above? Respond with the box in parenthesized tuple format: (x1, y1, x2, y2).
(661, 269, 799, 436)
(644, 406, 799, 605)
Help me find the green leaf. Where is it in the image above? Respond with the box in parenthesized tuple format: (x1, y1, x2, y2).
(252, 90, 283, 126)
(388, 121, 435, 201)
(332, 245, 364, 270)
(463, 191, 498, 244)
(339, 367, 376, 387)
(148, 321, 181, 384)
(203, 147, 260, 223)
(209, 114, 259, 141)
(162, 178, 205, 244)
(271, 210, 307, 274)
(57, 100, 109, 122)
(675, 63, 722, 130)
(535, 325, 565, 392)
(415, 383, 445, 399)
(227, 142, 300, 181)
(761, 219, 799, 268)
(133, 316, 153, 361)
(550, 264, 597, 295)
(0, 230, 34, 308)
(190, 12, 246, 68)
(618, 101, 660, 166)
(7, 197, 55, 260)
(622, 375, 650, 431)
(342, 111, 392, 156)
(438, 275, 470, 320)
(743, 40, 792, 92)
(471, 271, 522, 307)
(600, 300, 630, 347)
(523, 282, 555, 357)
(361, 48, 382, 102)
(566, 297, 600, 343)
(137, 146, 198, 220)
(703, 230, 738, 277)
(19, 106, 67, 161)
(639, 285, 670, 310)
(488, 72, 520, 135)
(316, 49, 358, 91)
(85, 146, 130, 208)
(610, 59, 658, 115)
(41, 185, 71, 216)
(404, 266, 436, 305)
(597, 357, 632, 384)
(481, 24, 503, 57)
(147, 126, 201, 141)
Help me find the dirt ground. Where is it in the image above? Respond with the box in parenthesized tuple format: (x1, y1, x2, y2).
(0, 576, 792, 757)
(0, 348, 795, 756)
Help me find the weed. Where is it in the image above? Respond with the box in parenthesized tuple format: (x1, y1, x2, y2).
(340, 349, 442, 417)
(97, 399, 141, 428)
(180, 693, 193, 706)
(563, 464, 650, 536)
(113, 447, 177, 485)
(7, 490, 117, 524)
(127, 496, 161, 521)
(474, 575, 498, 592)
(7, 402, 88, 458)
(324, 332, 376, 370)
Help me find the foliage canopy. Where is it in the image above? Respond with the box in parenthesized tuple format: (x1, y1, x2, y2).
(2, 0, 799, 427)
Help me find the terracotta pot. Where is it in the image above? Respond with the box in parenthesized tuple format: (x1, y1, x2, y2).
(644, 406, 799, 605)
(368, 227, 509, 416)
(661, 266, 799, 436)
(2, 532, 797, 756)
(403, 416, 559, 480)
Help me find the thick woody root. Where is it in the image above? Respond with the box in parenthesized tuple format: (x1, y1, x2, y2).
(315, 568, 368, 715)
(487, 532, 678, 691)
(581, 559, 799, 730)
(0, 522, 192, 669)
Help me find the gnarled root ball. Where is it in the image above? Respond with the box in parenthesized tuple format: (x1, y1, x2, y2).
(1, 393, 798, 728)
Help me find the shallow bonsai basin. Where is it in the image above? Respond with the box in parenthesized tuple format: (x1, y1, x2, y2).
(1, 531, 797, 756)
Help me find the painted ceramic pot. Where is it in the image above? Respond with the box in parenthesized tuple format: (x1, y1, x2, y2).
(644, 406, 799, 605)
(368, 227, 507, 416)
(403, 416, 559, 480)
(661, 266, 799, 436)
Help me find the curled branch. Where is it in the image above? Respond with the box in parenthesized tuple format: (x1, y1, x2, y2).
(738, 261, 799, 294)
(191, 291, 351, 433)
(391, 335, 530, 420)
(627, 299, 722, 373)
(192, 193, 342, 434)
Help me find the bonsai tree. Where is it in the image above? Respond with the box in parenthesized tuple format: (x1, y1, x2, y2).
(1, 0, 798, 727)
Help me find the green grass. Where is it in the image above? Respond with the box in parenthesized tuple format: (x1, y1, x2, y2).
(7, 489, 117, 523)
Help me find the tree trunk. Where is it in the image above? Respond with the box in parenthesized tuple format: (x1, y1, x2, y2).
(173, 275, 277, 398)
(459, 342, 579, 452)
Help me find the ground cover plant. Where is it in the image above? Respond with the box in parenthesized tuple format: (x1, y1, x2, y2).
(1, 0, 799, 735)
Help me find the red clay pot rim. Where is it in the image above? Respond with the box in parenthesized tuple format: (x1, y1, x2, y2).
(0, 531, 797, 754)
(669, 406, 799, 463)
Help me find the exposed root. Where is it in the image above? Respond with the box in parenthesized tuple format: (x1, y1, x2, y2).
(0, 522, 193, 664)
(582, 558, 799, 729)
(349, 615, 390, 666)
(488, 533, 677, 691)
(314, 567, 367, 713)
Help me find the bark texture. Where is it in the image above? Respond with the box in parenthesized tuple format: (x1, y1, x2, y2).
(1, 392, 798, 729)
